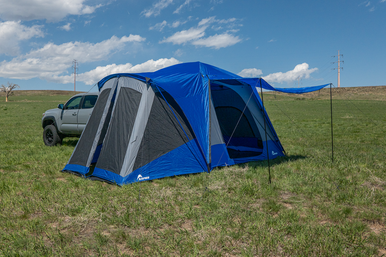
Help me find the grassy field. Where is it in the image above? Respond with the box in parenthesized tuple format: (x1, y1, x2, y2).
(0, 88, 385, 256)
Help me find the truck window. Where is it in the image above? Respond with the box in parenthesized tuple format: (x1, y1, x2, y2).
(82, 95, 98, 109)
(64, 96, 82, 110)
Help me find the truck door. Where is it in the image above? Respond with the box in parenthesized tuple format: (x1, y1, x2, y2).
(77, 95, 98, 133)
(61, 96, 82, 134)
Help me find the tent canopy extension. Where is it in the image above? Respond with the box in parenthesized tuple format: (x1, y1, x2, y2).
(63, 62, 328, 185)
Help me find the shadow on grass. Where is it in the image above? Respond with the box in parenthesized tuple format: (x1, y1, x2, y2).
(238, 154, 307, 169)
(62, 138, 79, 146)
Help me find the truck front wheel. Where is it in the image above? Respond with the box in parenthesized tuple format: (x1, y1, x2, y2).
(43, 125, 62, 146)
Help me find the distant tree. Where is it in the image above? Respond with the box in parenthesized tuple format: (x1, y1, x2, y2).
(1, 82, 19, 102)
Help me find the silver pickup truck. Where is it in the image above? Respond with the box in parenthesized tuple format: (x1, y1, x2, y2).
(42, 92, 98, 146)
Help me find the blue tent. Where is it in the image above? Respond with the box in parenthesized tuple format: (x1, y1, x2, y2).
(63, 62, 328, 185)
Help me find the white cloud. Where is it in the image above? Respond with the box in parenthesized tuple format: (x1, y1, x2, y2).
(238, 68, 263, 78)
(160, 26, 206, 44)
(381, 0, 386, 3)
(50, 58, 181, 85)
(0, 35, 146, 81)
(150, 20, 167, 31)
(262, 63, 318, 84)
(198, 16, 216, 26)
(366, 1, 371, 6)
(142, 0, 173, 18)
(171, 21, 182, 28)
(0, 21, 44, 56)
(160, 16, 242, 49)
(268, 39, 276, 43)
(0, 0, 102, 22)
(192, 33, 241, 49)
(217, 18, 237, 24)
(174, 49, 183, 57)
(60, 23, 71, 31)
(174, 0, 192, 14)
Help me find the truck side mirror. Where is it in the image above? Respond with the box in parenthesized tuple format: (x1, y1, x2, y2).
(58, 104, 64, 109)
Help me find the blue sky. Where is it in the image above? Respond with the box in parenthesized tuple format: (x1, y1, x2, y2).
(0, 0, 385, 92)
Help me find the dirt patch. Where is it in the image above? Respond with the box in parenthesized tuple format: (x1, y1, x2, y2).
(362, 176, 385, 191)
(282, 203, 293, 209)
(13, 90, 83, 96)
(367, 221, 385, 235)
(56, 178, 67, 182)
(378, 247, 386, 256)
(180, 220, 193, 231)
(319, 220, 331, 226)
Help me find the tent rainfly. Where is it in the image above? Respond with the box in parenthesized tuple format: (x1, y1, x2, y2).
(63, 62, 328, 185)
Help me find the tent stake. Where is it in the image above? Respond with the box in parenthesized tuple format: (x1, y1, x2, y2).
(260, 80, 271, 184)
(330, 83, 334, 163)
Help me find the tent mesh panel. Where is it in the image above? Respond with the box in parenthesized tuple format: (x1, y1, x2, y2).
(133, 90, 195, 171)
(69, 88, 111, 166)
(95, 88, 142, 174)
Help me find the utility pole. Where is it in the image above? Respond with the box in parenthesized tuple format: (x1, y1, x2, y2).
(72, 60, 78, 92)
(332, 50, 343, 87)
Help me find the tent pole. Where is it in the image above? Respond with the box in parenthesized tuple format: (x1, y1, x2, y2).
(330, 83, 334, 163)
(207, 76, 212, 173)
(260, 79, 271, 184)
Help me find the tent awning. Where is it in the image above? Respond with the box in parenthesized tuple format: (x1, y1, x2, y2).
(211, 77, 329, 94)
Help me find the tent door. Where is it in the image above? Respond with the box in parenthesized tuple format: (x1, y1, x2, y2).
(211, 85, 264, 159)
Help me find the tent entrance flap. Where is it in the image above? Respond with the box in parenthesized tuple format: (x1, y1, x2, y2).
(211, 84, 263, 159)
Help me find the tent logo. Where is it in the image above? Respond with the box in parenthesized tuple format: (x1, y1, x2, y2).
(272, 151, 278, 155)
(137, 174, 149, 181)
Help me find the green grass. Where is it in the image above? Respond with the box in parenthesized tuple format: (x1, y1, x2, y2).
(0, 90, 385, 256)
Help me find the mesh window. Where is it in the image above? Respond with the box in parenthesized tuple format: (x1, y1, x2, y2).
(215, 107, 255, 138)
(133, 90, 195, 171)
(69, 89, 111, 166)
(95, 87, 142, 175)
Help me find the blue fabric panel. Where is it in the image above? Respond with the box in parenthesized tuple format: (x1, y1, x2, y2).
(211, 143, 234, 168)
(162, 91, 209, 166)
(148, 70, 209, 165)
(63, 164, 89, 175)
(231, 140, 284, 164)
(90, 140, 206, 185)
(217, 78, 328, 94)
(273, 83, 329, 94)
(91, 144, 102, 164)
(227, 146, 263, 153)
(91, 167, 123, 184)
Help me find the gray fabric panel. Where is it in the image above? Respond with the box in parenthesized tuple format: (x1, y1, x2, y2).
(132, 90, 195, 172)
(95, 87, 142, 175)
(68, 88, 111, 166)
(119, 76, 145, 93)
(210, 100, 224, 146)
(119, 83, 154, 177)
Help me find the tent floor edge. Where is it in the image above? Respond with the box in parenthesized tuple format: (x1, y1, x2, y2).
(61, 169, 86, 178)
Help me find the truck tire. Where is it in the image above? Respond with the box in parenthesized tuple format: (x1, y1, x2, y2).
(43, 125, 62, 146)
